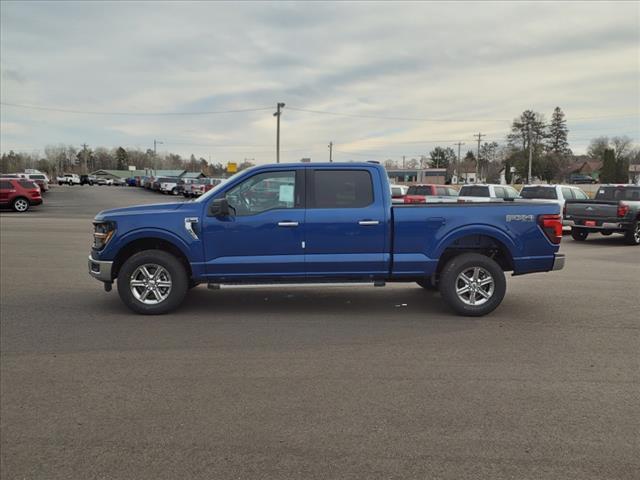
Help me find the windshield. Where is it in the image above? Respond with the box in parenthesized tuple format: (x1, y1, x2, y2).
(596, 186, 640, 201)
(520, 187, 558, 199)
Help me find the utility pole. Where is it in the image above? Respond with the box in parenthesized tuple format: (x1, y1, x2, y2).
(473, 133, 485, 182)
(402, 155, 406, 169)
(454, 141, 465, 183)
(153, 139, 163, 174)
(527, 123, 533, 184)
(81, 143, 89, 174)
(328, 141, 333, 162)
(273, 102, 285, 163)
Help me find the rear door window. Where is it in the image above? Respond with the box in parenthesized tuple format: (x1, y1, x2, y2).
(596, 187, 640, 201)
(561, 187, 575, 200)
(0, 180, 12, 189)
(18, 180, 37, 189)
(573, 189, 589, 200)
(312, 170, 373, 208)
(459, 186, 490, 197)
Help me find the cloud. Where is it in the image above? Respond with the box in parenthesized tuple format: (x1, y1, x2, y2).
(0, 1, 638, 160)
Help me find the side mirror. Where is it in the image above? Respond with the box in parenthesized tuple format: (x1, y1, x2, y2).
(209, 197, 230, 217)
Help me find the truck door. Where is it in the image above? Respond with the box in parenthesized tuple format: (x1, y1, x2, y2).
(304, 168, 388, 277)
(201, 169, 306, 279)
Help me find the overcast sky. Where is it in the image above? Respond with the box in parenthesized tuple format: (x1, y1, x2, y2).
(1, 1, 639, 164)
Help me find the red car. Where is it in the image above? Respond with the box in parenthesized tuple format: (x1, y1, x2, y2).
(403, 184, 459, 204)
(0, 178, 43, 212)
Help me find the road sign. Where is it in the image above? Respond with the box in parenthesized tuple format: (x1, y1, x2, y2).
(227, 162, 237, 173)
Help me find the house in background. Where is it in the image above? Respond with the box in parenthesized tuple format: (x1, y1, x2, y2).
(562, 159, 602, 182)
(90, 169, 145, 180)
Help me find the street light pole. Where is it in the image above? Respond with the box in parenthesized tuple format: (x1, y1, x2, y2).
(454, 142, 465, 183)
(328, 141, 333, 162)
(527, 124, 533, 184)
(153, 139, 163, 175)
(273, 102, 285, 163)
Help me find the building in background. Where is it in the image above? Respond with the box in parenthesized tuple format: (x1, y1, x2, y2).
(385, 167, 447, 185)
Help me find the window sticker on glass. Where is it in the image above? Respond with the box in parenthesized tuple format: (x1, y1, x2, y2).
(279, 184, 294, 203)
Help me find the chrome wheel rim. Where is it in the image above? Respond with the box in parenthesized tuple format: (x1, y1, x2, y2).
(455, 267, 494, 306)
(634, 223, 640, 243)
(130, 264, 172, 305)
(14, 199, 28, 212)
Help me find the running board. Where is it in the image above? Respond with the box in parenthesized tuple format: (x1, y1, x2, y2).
(208, 281, 386, 290)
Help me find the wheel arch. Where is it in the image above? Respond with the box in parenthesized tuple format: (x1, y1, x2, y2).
(112, 236, 192, 280)
(434, 228, 516, 275)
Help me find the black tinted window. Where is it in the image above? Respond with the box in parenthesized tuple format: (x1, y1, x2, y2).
(18, 180, 37, 189)
(0, 180, 12, 189)
(596, 186, 640, 201)
(313, 170, 373, 208)
(407, 186, 432, 196)
(520, 187, 558, 199)
(459, 186, 490, 197)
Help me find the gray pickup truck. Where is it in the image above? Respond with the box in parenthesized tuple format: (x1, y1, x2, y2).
(564, 185, 640, 245)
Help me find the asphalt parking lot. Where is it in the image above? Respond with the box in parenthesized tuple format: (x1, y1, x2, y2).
(1, 186, 638, 480)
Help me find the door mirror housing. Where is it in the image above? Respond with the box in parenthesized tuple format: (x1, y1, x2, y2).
(209, 197, 230, 217)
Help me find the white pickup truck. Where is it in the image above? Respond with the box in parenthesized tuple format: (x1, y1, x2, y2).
(519, 185, 589, 225)
(457, 184, 519, 202)
(57, 173, 80, 185)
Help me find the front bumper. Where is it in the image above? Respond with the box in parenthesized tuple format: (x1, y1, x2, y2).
(88, 255, 113, 282)
(552, 253, 565, 271)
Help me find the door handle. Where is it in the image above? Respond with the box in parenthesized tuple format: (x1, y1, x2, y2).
(277, 221, 299, 227)
(358, 220, 380, 226)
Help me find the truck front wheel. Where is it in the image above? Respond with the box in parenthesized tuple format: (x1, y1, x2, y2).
(439, 253, 506, 317)
(117, 249, 188, 314)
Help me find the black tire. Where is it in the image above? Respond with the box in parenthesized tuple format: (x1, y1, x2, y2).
(171, 187, 178, 196)
(624, 220, 640, 246)
(117, 249, 189, 314)
(58, 181, 63, 186)
(11, 197, 30, 213)
(416, 278, 438, 291)
(600, 231, 612, 236)
(571, 228, 588, 241)
(439, 253, 506, 317)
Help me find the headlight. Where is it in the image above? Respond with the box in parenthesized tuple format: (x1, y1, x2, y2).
(93, 221, 116, 250)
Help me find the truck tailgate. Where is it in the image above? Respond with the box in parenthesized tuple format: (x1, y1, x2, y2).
(565, 200, 618, 218)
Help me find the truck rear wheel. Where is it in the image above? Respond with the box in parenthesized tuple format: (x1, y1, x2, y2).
(571, 229, 588, 241)
(439, 253, 506, 317)
(117, 249, 188, 314)
(624, 220, 640, 245)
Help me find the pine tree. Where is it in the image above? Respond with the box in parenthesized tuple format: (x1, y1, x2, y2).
(115, 147, 128, 170)
(600, 149, 616, 183)
(547, 107, 571, 155)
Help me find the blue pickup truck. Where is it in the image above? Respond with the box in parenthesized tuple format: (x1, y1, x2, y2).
(89, 163, 565, 316)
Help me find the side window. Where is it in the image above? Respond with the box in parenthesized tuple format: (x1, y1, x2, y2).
(435, 186, 447, 196)
(225, 171, 296, 216)
(0, 181, 12, 189)
(312, 170, 373, 208)
(573, 189, 588, 200)
(505, 187, 519, 199)
(447, 188, 458, 196)
(494, 187, 506, 198)
(561, 187, 575, 200)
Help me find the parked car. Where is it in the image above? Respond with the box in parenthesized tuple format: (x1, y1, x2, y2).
(457, 184, 520, 202)
(177, 178, 200, 197)
(125, 177, 138, 187)
(20, 173, 50, 192)
(564, 185, 640, 245)
(57, 173, 81, 185)
(390, 184, 409, 204)
(0, 178, 43, 212)
(190, 178, 224, 197)
(568, 173, 597, 184)
(88, 162, 564, 317)
(153, 177, 179, 194)
(95, 177, 108, 186)
(80, 175, 97, 185)
(518, 185, 589, 225)
(403, 184, 458, 204)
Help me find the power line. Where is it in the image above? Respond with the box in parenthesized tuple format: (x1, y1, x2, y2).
(0, 102, 273, 116)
